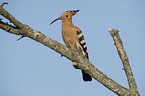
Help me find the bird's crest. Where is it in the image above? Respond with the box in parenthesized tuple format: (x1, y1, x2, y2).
(50, 10, 79, 25)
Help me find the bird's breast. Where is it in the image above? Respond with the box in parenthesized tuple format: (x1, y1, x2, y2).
(62, 26, 78, 47)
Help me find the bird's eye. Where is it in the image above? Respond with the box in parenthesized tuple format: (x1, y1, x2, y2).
(66, 15, 68, 17)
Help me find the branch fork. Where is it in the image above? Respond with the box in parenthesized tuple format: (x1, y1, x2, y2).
(0, 2, 140, 96)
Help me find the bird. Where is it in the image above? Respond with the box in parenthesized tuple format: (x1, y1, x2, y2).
(50, 10, 92, 82)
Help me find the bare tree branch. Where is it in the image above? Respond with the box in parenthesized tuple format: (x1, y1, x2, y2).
(0, 20, 21, 35)
(0, 2, 23, 29)
(0, 2, 140, 96)
(108, 28, 140, 95)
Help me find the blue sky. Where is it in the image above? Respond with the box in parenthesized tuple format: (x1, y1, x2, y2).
(0, 0, 145, 96)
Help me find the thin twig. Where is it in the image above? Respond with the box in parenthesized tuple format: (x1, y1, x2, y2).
(17, 36, 24, 41)
(1, 2, 8, 7)
(0, 2, 140, 95)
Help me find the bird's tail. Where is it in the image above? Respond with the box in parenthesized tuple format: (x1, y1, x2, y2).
(82, 70, 92, 82)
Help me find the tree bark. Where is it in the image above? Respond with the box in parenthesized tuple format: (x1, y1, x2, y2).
(0, 2, 140, 96)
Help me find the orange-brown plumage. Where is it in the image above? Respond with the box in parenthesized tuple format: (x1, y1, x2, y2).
(50, 10, 92, 81)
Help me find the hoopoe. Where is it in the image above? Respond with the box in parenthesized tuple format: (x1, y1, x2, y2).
(50, 10, 92, 82)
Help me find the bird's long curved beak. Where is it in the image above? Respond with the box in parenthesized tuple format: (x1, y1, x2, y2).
(50, 17, 61, 25)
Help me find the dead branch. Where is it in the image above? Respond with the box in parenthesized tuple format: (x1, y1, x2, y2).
(0, 2, 140, 96)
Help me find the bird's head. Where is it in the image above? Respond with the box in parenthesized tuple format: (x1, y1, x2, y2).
(50, 10, 79, 25)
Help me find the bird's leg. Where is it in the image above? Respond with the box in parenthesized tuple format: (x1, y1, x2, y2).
(73, 62, 77, 66)
(73, 62, 80, 69)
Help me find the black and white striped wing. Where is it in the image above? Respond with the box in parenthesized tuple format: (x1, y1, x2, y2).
(76, 30, 89, 59)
